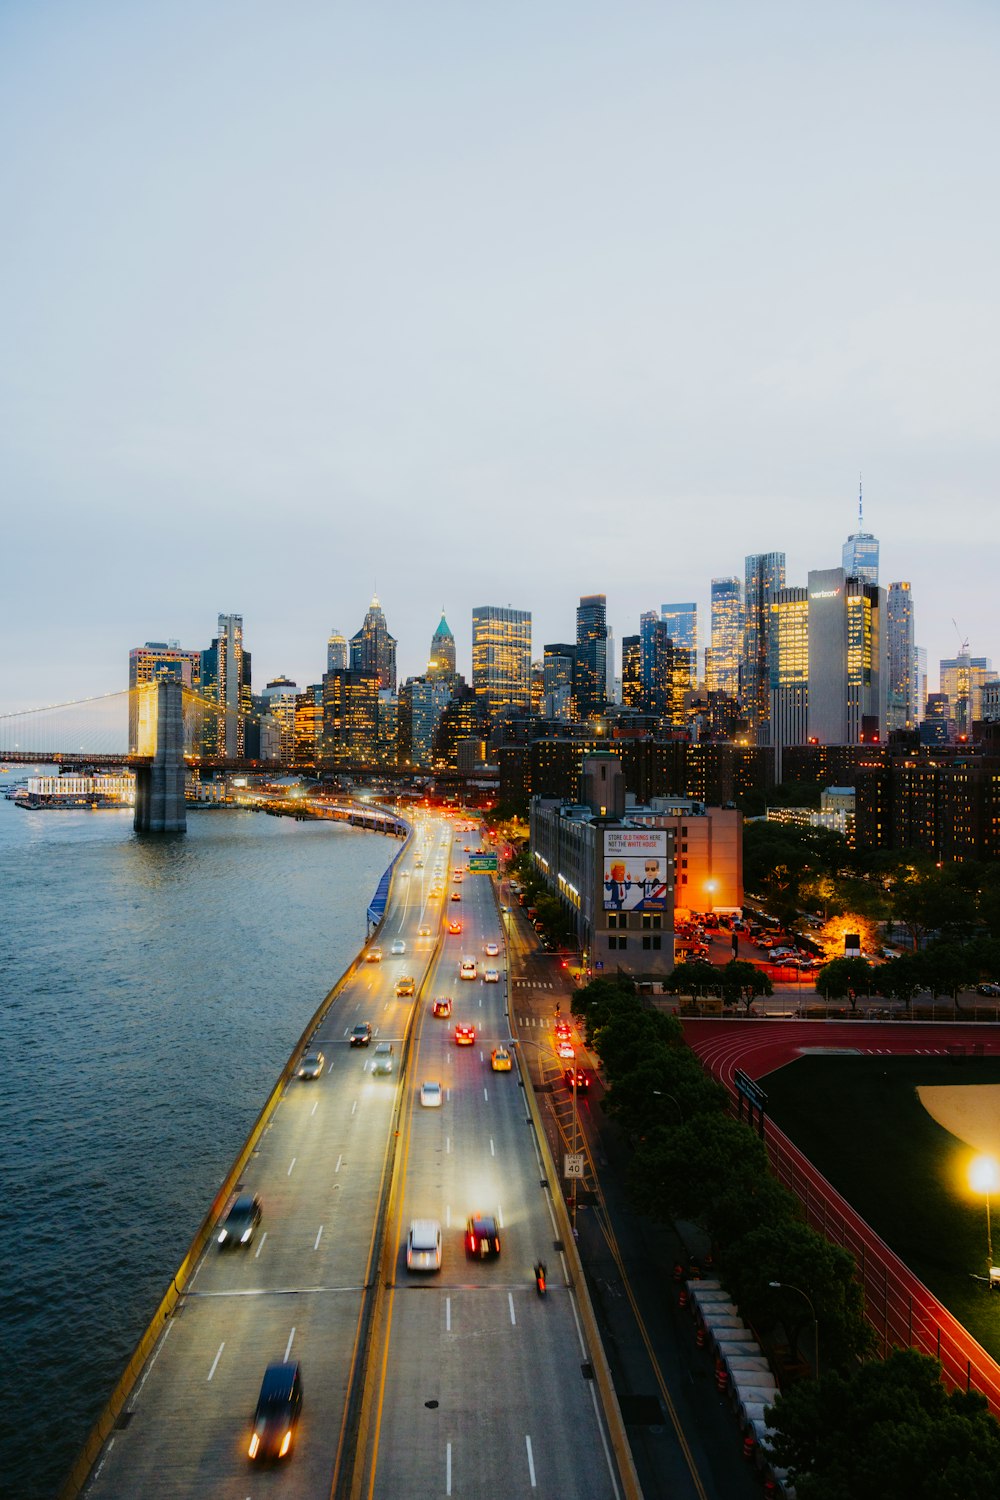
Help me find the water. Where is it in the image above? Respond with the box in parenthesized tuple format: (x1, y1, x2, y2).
(0, 792, 397, 1499)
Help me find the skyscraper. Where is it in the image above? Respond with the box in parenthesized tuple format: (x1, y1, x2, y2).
(768, 587, 810, 775)
(471, 606, 532, 723)
(621, 635, 642, 711)
(660, 603, 697, 692)
(886, 582, 916, 732)
(543, 643, 575, 720)
(939, 653, 995, 737)
(350, 597, 397, 693)
(201, 613, 249, 758)
(128, 641, 201, 753)
(575, 594, 608, 719)
(842, 477, 879, 585)
(807, 568, 886, 744)
(707, 577, 741, 697)
(743, 553, 786, 743)
(327, 629, 349, 673)
(427, 613, 456, 679)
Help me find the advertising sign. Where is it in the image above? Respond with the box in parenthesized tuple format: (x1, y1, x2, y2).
(602, 829, 669, 912)
(468, 852, 498, 872)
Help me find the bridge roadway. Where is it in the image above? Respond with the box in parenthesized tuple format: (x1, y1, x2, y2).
(82, 814, 624, 1500)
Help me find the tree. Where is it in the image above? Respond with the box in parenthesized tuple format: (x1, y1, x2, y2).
(629, 1113, 768, 1225)
(718, 960, 773, 1010)
(661, 959, 719, 997)
(766, 1348, 1000, 1500)
(921, 942, 978, 1007)
(706, 1173, 800, 1250)
(725, 1219, 873, 1369)
(815, 956, 873, 1007)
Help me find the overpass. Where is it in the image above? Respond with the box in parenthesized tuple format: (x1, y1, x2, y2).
(60, 813, 640, 1500)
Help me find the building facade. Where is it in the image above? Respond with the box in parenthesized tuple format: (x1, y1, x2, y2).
(575, 594, 608, 720)
(471, 606, 532, 723)
(743, 552, 786, 744)
(886, 582, 916, 731)
(350, 598, 397, 693)
(807, 568, 886, 745)
(707, 576, 741, 697)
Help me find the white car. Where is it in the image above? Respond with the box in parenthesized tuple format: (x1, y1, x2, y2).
(483, 968, 499, 984)
(407, 1219, 443, 1272)
(420, 1080, 443, 1107)
(484, 942, 500, 957)
(391, 939, 406, 955)
(459, 959, 477, 980)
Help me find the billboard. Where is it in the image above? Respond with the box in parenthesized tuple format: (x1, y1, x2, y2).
(468, 852, 498, 872)
(602, 829, 669, 912)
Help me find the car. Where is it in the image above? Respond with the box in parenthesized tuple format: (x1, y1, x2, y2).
(484, 941, 500, 957)
(450, 891, 461, 902)
(463, 846, 472, 853)
(483, 968, 499, 984)
(349, 1023, 372, 1047)
(395, 975, 415, 997)
(430, 886, 443, 898)
(365, 947, 382, 963)
(466, 1213, 501, 1259)
(459, 958, 477, 980)
(418, 924, 432, 937)
(454, 1024, 476, 1046)
(452, 870, 464, 882)
(563, 1066, 590, 1092)
(390, 939, 406, 955)
(372, 1041, 394, 1075)
(554, 1020, 572, 1039)
(419, 1080, 443, 1108)
(977, 982, 1000, 996)
(407, 1218, 443, 1271)
(491, 1047, 512, 1072)
(432, 996, 453, 1018)
(218, 1192, 263, 1248)
(248, 1361, 303, 1461)
(296, 1049, 326, 1078)
(399, 869, 409, 879)
(557, 1039, 575, 1059)
(448, 920, 462, 935)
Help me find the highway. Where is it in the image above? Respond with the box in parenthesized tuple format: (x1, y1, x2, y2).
(81, 813, 626, 1499)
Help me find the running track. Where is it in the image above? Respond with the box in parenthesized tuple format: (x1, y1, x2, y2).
(682, 1019, 1000, 1413)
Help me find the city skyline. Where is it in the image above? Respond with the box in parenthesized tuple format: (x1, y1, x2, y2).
(3, 2, 999, 711)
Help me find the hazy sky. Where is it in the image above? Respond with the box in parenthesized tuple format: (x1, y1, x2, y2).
(3, 0, 998, 714)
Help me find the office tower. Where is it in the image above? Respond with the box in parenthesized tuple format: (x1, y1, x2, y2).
(350, 597, 397, 693)
(575, 594, 608, 719)
(398, 677, 452, 767)
(321, 667, 380, 764)
(641, 617, 674, 719)
(743, 553, 786, 743)
(807, 568, 886, 745)
(128, 641, 201, 752)
(543, 643, 575, 720)
(886, 583, 916, 732)
(327, 629, 349, 673)
(201, 614, 248, 757)
(621, 635, 642, 710)
(660, 603, 697, 691)
(768, 588, 810, 776)
(913, 646, 927, 723)
(939, 654, 995, 738)
(293, 685, 323, 766)
(427, 612, 457, 679)
(471, 606, 532, 723)
(605, 626, 618, 704)
(261, 676, 299, 761)
(434, 681, 491, 770)
(707, 578, 741, 697)
(842, 477, 879, 584)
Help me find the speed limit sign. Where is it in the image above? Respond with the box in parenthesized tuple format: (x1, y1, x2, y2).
(564, 1152, 585, 1179)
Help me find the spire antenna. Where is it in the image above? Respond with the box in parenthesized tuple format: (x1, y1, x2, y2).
(858, 472, 863, 528)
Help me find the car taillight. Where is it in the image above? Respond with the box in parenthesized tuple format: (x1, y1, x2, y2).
(467, 1232, 476, 1251)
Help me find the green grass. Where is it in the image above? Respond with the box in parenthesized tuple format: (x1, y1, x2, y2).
(763, 1054, 1000, 1362)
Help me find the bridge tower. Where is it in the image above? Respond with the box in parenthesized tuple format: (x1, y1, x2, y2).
(134, 676, 187, 833)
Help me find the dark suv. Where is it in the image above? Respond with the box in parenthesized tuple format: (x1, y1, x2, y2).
(465, 1214, 502, 1259)
(350, 1023, 372, 1047)
(248, 1361, 303, 1461)
(218, 1192, 263, 1249)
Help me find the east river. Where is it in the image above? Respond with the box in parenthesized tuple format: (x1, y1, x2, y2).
(0, 791, 397, 1499)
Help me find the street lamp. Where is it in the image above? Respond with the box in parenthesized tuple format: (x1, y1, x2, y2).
(769, 1280, 819, 1379)
(652, 1090, 683, 1124)
(970, 1156, 1000, 1286)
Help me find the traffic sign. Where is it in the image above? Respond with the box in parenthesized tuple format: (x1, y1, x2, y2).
(564, 1152, 585, 1179)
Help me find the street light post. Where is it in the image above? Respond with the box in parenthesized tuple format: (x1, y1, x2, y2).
(970, 1156, 999, 1285)
(769, 1280, 819, 1379)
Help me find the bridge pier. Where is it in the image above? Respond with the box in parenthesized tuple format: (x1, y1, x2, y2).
(134, 677, 187, 834)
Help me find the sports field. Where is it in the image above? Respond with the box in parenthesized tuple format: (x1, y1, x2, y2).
(762, 1053, 1000, 1361)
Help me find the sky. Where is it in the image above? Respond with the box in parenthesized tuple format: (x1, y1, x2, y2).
(2, 0, 999, 716)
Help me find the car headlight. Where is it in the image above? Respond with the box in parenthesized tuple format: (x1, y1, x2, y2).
(279, 1429, 292, 1457)
(218, 1230, 227, 1243)
(240, 1227, 252, 1243)
(248, 1432, 260, 1458)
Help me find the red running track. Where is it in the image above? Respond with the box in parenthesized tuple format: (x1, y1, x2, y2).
(682, 1019, 1000, 1413)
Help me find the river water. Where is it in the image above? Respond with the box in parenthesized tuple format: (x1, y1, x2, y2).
(0, 791, 397, 1499)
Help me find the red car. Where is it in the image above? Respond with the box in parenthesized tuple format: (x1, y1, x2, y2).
(454, 1024, 476, 1046)
(554, 1019, 572, 1040)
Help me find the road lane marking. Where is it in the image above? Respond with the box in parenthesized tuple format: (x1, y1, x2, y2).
(484, 1087, 489, 1102)
(446, 1205, 451, 1227)
(352, 1100, 358, 1115)
(284, 1327, 296, 1362)
(335, 1154, 343, 1173)
(525, 1435, 536, 1487)
(490, 1138, 495, 1156)
(287, 1157, 296, 1176)
(446, 1441, 452, 1495)
(254, 1231, 267, 1260)
(508, 1293, 516, 1325)
(327, 1059, 334, 1072)
(497, 1203, 504, 1227)
(446, 1297, 451, 1331)
(207, 1343, 225, 1381)
(311, 1100, 319, 1116)
(446, 1137, 451, 1154)
(314, 1225, 324, 1250)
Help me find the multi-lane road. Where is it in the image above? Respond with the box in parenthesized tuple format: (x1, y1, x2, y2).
(81, 814, 628, 1499)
